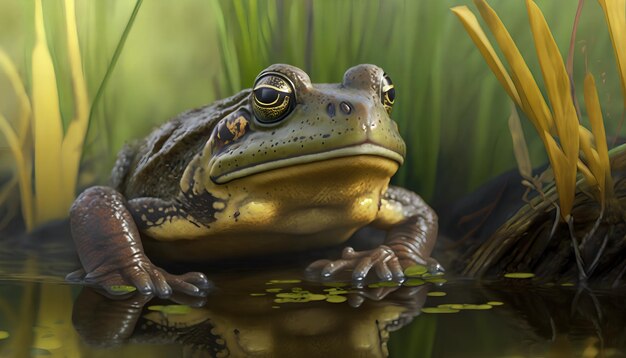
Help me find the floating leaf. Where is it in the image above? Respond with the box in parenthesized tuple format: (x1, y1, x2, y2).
(0, 330, 9, 340)
(421, 307, 459, 314)
(108, 285, 137, 293)
(504, 272, 535, 279)
(404, 264, 428, 277)
(326, 295, 347, 303)
(427, 291, 447, 297)
(403, 278, 426, 287)
(487, 301, 504, 306)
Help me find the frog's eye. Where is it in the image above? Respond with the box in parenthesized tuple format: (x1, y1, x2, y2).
(252, 73, 296, 124)
(381, 73, 395, 115)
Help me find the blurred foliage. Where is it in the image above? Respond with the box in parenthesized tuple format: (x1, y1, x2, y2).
(0, 0, 621, 219)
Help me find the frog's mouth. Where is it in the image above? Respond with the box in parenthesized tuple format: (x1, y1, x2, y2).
(211, 142, 403, 184)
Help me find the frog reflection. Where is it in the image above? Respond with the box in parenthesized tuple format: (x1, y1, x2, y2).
(72, 279, 428, 357)
(68, 64, 439, 297)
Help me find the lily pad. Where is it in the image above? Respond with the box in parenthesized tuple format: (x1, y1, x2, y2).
(265, 288, 283, 293)
(109, 285, 137, 293)
(427, 291, 447, 297)
(421, 307, 459, 314)
(439, 303, 492, 310)
(0, 331, 9, 340)
(326, 295, 348, 303)
(404, 265, 428, 277)
(504, 272, 535, 279)
(487, 301, 504, 306)
(403, 278, 425, 286)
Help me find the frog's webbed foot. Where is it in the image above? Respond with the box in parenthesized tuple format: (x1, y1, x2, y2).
(306, 245, 407, 281)
(67, 262, 211, 298)
(69, 186, 212, 298)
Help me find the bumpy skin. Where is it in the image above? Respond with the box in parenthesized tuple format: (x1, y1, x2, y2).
(68, 64, 439, 296)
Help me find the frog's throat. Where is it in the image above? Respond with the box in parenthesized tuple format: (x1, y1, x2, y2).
(212, 143, 403, 184)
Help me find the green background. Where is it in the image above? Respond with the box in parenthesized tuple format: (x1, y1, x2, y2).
(0, 0, 620, 205)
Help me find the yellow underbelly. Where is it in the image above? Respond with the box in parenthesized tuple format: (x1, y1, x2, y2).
(142, 155, 398, 262)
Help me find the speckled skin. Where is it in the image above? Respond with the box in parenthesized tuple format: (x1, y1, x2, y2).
(68, 64, 439, 297)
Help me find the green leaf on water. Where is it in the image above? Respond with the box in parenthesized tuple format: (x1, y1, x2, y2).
(0, 330, 9, 340)
(438, 303, 492, 310)
(265, 288, 282, 293)
(504, 272, 535, 279)
(403, 278, 426, 287)
(487, 301, 504, 306)
(421, 307, 459, 314)
(404, 265, 428, 277)
(249, 293, 266, 297)
(427, 291, 447, 297)
(326, 295, 348, 303)
(109, 285, 137, 293)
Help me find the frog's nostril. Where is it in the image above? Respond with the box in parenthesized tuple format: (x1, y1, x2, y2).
(340, 101, 352, 115)
(327, 103, 336, 118)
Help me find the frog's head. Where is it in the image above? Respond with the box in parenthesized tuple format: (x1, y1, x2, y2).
(205, 64, 406, 184)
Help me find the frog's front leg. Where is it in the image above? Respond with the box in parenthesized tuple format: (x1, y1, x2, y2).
(67, 186, 211, 297)
(307, 185, 440, 281)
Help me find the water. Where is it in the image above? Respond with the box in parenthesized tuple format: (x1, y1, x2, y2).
(0, 232, 624, 357)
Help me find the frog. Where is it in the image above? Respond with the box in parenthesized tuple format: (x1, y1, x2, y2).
(67, 64, 440, 298)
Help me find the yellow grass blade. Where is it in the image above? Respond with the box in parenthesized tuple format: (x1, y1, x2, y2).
(598, 0, 626, 111)
(0, 50, 31, 143)
(579, 126, 604, 201)
(507, 103, 532, 178)
(450, 6, 521, 106)
(0, 113, 33, 230)
(473, 0, 554, 134)
(544, 135, 575, 218)
(60, 0, 89, 206)
(32, 0, 65, 223)
(526, 0, 579, 217)
(584, 72, 613, 200)
(577, 159, 598, 188)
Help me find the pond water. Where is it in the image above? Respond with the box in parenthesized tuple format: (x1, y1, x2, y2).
(0, 229, 624, 358)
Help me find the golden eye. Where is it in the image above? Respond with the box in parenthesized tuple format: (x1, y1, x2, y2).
(252, 72, 296, 124)
(381, 73, 395, 115)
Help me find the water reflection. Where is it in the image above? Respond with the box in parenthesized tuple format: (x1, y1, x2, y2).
(0, 227, 624, 357)
(72, 270, 428, 357)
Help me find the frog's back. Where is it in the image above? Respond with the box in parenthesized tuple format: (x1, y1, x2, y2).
(111, 89, 251, 199)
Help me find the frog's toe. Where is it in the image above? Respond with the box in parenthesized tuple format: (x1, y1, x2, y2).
(65, 268, 86, 282)
(307, 245, 406, 282)
(162, 271, 212, 297)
